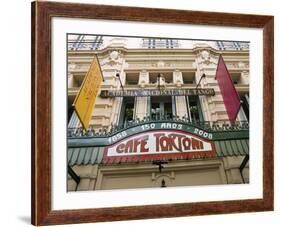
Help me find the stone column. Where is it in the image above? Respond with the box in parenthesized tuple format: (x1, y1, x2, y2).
(68, 73, 74, 88)
(99, 51, 125, 128)
(195, 49, 229, 122)
(111, 97, 123, 126)
(175, 96, 188, 118)
(172, 70, 187, 118)
(135, 97, 148, 120)
(138, 70, 149, 87)
(173, 70, 183, 87)
(241, 71, 249, 85)
(134, 71, 149, 120)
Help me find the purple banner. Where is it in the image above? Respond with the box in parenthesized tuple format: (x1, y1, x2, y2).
(215, 55, 241, 123)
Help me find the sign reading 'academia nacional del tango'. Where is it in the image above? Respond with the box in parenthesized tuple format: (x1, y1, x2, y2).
(100, 88, 215, 98)
(104, 130, 216, 163)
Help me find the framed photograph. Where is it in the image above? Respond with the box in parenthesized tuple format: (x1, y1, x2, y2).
(31, 1, 274, 226)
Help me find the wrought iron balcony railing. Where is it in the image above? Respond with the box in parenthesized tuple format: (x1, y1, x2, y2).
(67, 114, 249, 138)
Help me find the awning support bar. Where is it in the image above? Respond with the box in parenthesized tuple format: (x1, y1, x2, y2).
(68, 165, 81, 191)
(239, 154, 249, 183)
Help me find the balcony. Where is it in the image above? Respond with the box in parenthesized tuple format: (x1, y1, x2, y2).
(67, 115, 249, 139)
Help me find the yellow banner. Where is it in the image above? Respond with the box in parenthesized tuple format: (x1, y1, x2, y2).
(73, 55, 103, 130)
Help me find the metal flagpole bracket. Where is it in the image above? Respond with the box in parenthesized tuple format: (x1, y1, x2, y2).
(116, 73, 124, 92)
(196, 73, 206, 89)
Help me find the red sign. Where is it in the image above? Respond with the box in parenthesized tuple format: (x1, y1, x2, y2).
(215, 55, 241, 124)
(103, 130, 216, 164)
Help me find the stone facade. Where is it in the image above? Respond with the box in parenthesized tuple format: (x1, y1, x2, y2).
(68, 157, 249, 191)
(67, 36, 249, 191)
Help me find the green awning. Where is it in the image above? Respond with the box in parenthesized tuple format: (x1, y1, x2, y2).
(68, 139, 249, 166)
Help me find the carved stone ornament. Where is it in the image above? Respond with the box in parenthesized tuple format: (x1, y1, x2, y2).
(157, 61, 165, 68)
(68, 63, 76, 70)
(109, 50, 119, 61)
(200, 50, 211, 65)
(238, 62, 246, 68)
(102, 50, 123, 67)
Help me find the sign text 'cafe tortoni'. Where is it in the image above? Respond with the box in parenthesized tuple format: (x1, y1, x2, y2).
(104, 122, 215, 162)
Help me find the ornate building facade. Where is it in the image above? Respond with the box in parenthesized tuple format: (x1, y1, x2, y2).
(67, 35, 249, 191)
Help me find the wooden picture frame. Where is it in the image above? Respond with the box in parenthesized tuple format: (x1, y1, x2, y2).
(31, 1, 274, 226)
